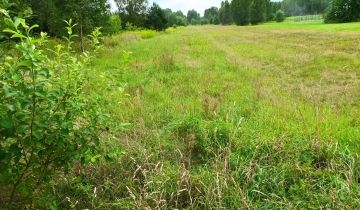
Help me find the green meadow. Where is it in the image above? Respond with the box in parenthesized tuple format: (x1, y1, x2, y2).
(50, 21, 360, 209)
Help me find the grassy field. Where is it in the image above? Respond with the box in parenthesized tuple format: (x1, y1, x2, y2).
(55, 22, 360, 209)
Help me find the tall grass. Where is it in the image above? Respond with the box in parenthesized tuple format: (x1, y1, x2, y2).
(35, 23, 360, 209)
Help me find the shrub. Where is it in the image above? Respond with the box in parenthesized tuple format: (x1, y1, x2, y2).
(0, 12, 106, 207)
(275, 10, 285, 22)
(201, 18, 210, 25)
(156, 53, 178, 71)
(190, 19, 201, 25)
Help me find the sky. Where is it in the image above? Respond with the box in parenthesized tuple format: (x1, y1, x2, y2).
(109, 0, 223, 16)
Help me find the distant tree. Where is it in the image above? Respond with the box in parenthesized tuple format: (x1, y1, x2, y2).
(250, 0, 266, 25)
(325, 0, 360, 23)
(231, 0, 251, 25)
(175, 11, 188, 25)
(115, 0, 148, 28)
(187, 9, 200, 24)
(165, 9, 187, 27)
(145, 3, 167, 31)
(219, 0, 232, 25)
(163, 8, 172, 18)
(204, 7, 220, 24)
(275, 9, 285, 22)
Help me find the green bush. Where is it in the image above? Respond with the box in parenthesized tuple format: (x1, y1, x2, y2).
(0, 12, 106, 207)
(200, 18, 210, 25)
(275, 10, 285, 22)
(190, 19, 201, 25)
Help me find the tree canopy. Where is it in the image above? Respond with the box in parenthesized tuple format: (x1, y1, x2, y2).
(145, 3, 167, 31)
(164, 9, 187, 27)
(187, 9, 200, 24)
(19, 0, 110, 36)
(325, 0, 360, 23)
(231, 0, 252, 25)
(115, 0, 148, 28)
(250, 0, 266, 25)
(219, 0, 232, 25)
(204, 7, 220, 25)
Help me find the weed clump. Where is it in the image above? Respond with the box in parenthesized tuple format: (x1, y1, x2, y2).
(137, 30, 157, 39)
(156, 54, 179, 71)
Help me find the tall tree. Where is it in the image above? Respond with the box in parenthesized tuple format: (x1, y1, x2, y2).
(166, 10, 187, 27)
(115, 0, 148, 28)
(145, 3, 167, 31)
(219, 0, 232, 25)
(231, 0, 252, 25)
(204, 7, 220, 25)
(187, 9, 200, 24)
(250, 0, 266, 25)
(325, 0, 360, 23)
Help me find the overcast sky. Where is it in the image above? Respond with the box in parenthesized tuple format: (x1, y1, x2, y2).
(109, 0, 223, 15)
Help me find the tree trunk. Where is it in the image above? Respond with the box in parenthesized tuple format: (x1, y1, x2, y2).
(80, 17, 84, 52)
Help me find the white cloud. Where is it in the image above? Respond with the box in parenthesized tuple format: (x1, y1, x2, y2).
(109, 0, 223, 16)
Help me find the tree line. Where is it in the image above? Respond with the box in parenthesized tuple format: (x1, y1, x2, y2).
(186, 0, 359, 26)
(1, 0, 359, 41)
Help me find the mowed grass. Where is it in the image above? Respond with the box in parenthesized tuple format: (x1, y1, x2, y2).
(54, 23, 360, 209)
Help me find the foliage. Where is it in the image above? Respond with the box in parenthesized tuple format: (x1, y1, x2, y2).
(231, 0, 252, 25)
(275, 9, 285, 22)
(137, 29, 157, 39)
(325, 0, 360, 23)
(125, 22, 141, 31)
(103, 14, 121, 35)
(165, 9, 188, 27)
(0, 0, 32, 42)
(204, 7, 220, 25)
(20, 0, 110, 37)
(115, 0, 148, 28)
(0, 11, 106, 208)
(219, 0, 232, 25)
(190, 18, 201, 25)
(250, 0, 266, 25)
(145, 3, 167, 31)
(187, 9, 200, 24)
(200, 18, 210, 25)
